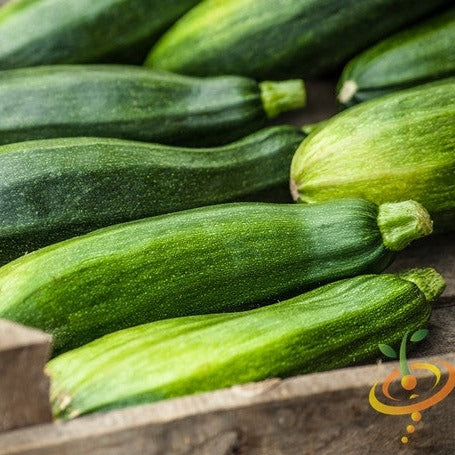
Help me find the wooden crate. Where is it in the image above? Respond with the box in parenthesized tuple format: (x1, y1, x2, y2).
(1, 234, 454, 455)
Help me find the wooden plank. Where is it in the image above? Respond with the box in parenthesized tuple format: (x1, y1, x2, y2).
(0, 351, 453, 455)
(0, 321, 52, 433)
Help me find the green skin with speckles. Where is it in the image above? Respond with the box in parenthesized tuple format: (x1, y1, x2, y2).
(338, 8, 455, 106)
(0, 0, 201, 69)
(47, 271, 436, 419)
(0, 126, 305, 265)
(0, 199, 400, 356)
(0, 65, 303, 147)
(291, 79, 455, 232)
(145, 0, 452, 79)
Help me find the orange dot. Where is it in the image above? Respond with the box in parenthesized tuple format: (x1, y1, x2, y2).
(407, 425, 415, 434)
(401, 436, 409, 444)
(411, 411, 422, 422)
(401, 375, 417, 390)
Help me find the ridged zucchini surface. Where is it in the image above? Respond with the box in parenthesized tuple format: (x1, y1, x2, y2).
(0, 0, 201, 69)
(0, 126, 304, 264)
(0, 65, 305, 146)
(47, 268, 445, 419)
(338, 8, 455, 106)
(291, 79, 455, 232)
(146, 0, 452, 79)
(0, 199, 432, 354)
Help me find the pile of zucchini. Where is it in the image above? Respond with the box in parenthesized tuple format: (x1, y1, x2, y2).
(0, 0, 453, 420)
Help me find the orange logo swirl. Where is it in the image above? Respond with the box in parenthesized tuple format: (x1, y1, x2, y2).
(369, 360, 455, 415)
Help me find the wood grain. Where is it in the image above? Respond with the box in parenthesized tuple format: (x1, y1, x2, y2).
(0, 321, 52, 433)
(0, 352, 453, 455)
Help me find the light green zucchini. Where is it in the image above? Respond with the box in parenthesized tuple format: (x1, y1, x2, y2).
(0, 199, 432, 355)
(145, 0, 452, 79)
(0, 65, 305, 146)
(338, 8, 455, 106)
(0, 0, 201, 69)
(47, 268, 445, 419)
(0, 127, 304, 265)
(291, 79, 455, 232)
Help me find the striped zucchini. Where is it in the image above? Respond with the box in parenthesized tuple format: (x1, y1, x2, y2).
(0, 126, 305, 265)
(0, 65, 305, 146)
(48, 268, 445, 419)
(145, 0, 452, 79)
(0, 198, 432, 355)
(338, 8, 455, 106)
(0, 0, 201, 69)
(291, 79, 455, 232)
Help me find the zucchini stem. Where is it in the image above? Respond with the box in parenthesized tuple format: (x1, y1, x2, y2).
(260, 80, 306, 118)
(377, 200, 433, 251)
(398, 267, 446, 303)
(397, 268, 445, 381)
(337, 80, 358, 104)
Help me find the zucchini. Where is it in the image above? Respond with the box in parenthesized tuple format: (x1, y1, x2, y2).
(145, 0, 452, 79)
(0, 65, 306, 146)
(0, 198, 432, 355)
(291, 79, 455, 232)
(0, 0, 201, 69)
(338, 8, 455, 106)
(0, 126, 305, 265)
(48, 268, 445, 419)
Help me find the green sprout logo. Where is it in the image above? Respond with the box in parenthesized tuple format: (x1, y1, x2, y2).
(378, 329, 429, 391)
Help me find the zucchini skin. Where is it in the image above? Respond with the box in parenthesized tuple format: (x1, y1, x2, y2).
(0, 65, 304, 146)
(0, 199, 398, 355)
(338, 8, 455, 106)
(0, 0, 201, 69)
(291, 79, 455, 232)
(146, 0, 452, 79)
(0, 126, 305, 264)
(48, 270, 439, 418)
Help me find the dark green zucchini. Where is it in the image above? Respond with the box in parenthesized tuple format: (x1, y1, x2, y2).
(145, 0, 452, 79)
(291, 78, 455, 232)
(0, 198, 432, 355)
(0, 0, 201, 69)
(0, 65, 306, 146)
(47, 268, 444, 419)
(338, 8, 455, 106)
(0, 126, 305, 265)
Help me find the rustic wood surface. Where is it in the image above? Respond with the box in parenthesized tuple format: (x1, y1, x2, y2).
(0, 234, 453, 454)
(0, 321, 52, 433)
(0, 353, 453, 455)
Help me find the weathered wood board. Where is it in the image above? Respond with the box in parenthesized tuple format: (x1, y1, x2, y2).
(0, 321, 52, 433)
(0, 352, 454, 455)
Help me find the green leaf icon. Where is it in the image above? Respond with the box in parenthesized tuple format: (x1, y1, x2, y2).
(378, 343, 398, 358)
(410, 328, 429, 343)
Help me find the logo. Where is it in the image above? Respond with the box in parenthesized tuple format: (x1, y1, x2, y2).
(369, 329, 455, 444)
